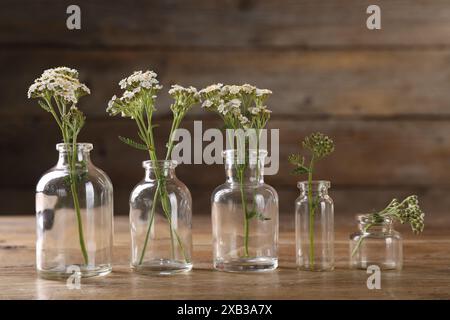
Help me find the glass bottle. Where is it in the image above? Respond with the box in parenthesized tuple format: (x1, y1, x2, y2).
(349, 214, 403, 270)
(36, 143, 114, 279)
(130, 160, 192, 275)
(295, 180, 334, 271)
(212, 149, 279, 272)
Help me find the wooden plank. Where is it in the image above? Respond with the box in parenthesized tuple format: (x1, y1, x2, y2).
(0, 216, 449, 299)
(1, 118, 449, 217)
(1, 186, 446, 224)
(2, 1, 450, 48)
(3, 49, 450, 118)
(1, 118, 449, 188)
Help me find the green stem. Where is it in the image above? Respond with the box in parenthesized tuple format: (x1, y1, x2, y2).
(43, 98, 66, 142)
(308, 157, 315, 270)
(161, 114, 183, 260)
(70, 175, 89, 265)
(159, 178, 176, 259)
(137, 111, 190, 265)
(138, 183, 160, 264)
(235, 164, 250, 257)
(68, 135, 89, 265)
(351, 223, 372, 257)
(40, 97, 89, 265)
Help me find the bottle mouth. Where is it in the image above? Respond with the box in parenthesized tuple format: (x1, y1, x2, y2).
(297, 180, 331, 191)
(222, 149, 268, 164)
(356, 214, 392, 225)
(56, 143, 93, 152)
(142, 160, 178, 169)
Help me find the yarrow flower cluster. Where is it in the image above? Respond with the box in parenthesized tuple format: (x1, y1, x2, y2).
(371, 195, 425, 234)
(27, 66, 89, 141)
(106, 70, 200, 159)
(168, 85, 200, 116)
(199, 83, 272, 130)
(302, 132, 335, 160)
(107, 70, 162, 119)
(27, 67, 90, 105)
(119, 70, 161, 90)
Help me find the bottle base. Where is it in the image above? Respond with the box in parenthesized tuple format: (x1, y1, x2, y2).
(214, 257, 278, 273)
(297, 265, 334, 272)
(37, 264, 112, 280)
(350, 261, 402, 271)
(132, 259, 193, 275)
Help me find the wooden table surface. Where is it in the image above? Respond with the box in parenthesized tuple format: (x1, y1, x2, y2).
(0, 215, 449, 300)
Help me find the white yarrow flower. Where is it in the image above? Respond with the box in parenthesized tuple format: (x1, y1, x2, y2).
(123, 90, 135, 100)
(217, 103, 227, 115)
(202, 99, 213, 108)
(260, 105, 272, 113)
(228, 99, 241, 108)
(119, 70, 161, 91)
(241, 84, 256, 94)
(107, 95, 117, 111)
(27, 66, 90, 104)
(250, 107, 260, 115)
(239, 115, 249, 125)
(227, 85, 241, 95)
(256, 88, 272, 96)
(200, 83, 223, 95)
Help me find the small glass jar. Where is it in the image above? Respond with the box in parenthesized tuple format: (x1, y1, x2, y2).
(36, 143, 114, 279)
(349, 214, 403, 270)
(295, 180, 334, 271)
(212, 149, 279, 272)
(130, 160, 192, 275)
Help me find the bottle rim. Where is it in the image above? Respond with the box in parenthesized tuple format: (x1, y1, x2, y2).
(56, 143, 93, 152)
(297, 180, 331, 190)
(142, 160, 178, 169)
(222, 149, 268, 160)
(356, 214, 393, 225)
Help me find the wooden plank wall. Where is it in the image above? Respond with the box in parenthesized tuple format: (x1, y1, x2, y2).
(1, 0, 450, 221)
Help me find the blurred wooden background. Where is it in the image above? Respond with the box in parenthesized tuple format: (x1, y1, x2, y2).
(1, 0, 450, 221)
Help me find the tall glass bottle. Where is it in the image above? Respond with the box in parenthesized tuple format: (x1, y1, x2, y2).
(36, 143, 113, 279)
(295, 180, 334, 271)
(212, 149, 279, 272)
(130, 160, 193, 275)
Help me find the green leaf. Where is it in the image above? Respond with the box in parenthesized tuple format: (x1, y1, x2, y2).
(118, 136, 150, 151)
(256, 211, 271, 221)
(288, 154, 310, 175)
(247, 210, 271, 221)
(292, 166, 309, 175)
(63, 175, 72, 187)
(247, 210, 257, 219)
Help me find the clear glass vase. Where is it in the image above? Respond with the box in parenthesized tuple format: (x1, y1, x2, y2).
(130, 160, 192, 275)
(295, 180, 334, 271)
(36, 143, 114, 279)
(349, 214, 403, 270)
(212, 149, 279, 272)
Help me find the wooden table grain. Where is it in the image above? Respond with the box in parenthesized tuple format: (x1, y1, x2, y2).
(0, 215, 449, 300)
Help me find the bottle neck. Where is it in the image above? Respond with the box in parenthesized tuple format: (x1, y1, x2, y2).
(225, 162, 264, 185)
(298, 180, 330, 197)
(143, 160, 177, 181)
(357, 215, 393, 233)
(56, 143, 92, 168)
(223, 150, 266, 185)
